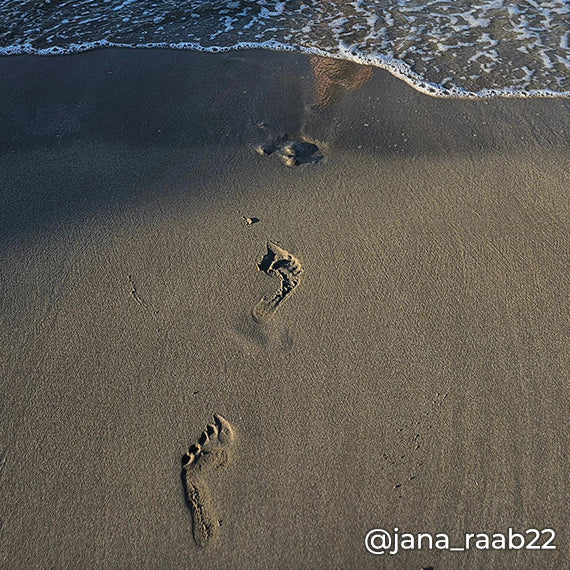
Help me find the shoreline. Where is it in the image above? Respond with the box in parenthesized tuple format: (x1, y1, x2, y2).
(2, 42, 570, 100)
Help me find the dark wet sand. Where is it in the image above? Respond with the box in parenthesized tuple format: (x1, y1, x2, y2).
(0, 49, 568, 569)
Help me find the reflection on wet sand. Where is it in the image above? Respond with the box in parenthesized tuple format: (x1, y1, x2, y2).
(310, 56, 374, 109)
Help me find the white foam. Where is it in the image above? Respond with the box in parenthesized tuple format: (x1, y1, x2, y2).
(112, 0, 139, 11)
(1, 38, 568, 99)
(0, 0, 568, 98)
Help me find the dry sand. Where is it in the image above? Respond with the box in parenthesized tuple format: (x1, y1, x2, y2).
(0, 49, 568, 569)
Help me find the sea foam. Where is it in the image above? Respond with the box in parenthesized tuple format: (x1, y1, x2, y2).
(0, 0, 568, 99)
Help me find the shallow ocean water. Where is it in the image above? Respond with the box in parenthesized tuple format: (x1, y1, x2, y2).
(0, 0, 569, 97)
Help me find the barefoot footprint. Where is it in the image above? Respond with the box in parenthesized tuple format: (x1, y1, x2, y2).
(255, 137, 323, 167)
(181, 413, 235, 547)
(252, 241, 303, 323)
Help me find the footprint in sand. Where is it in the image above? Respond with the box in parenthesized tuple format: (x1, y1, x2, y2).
(255, 137, 323, 167)
(181, 413, 235, 547)
(252, 241, 303, 323)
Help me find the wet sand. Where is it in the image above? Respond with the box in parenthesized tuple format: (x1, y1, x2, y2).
(0, 49, 568, 569)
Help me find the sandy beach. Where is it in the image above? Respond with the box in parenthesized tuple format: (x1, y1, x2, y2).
(0, 49, 568, 568)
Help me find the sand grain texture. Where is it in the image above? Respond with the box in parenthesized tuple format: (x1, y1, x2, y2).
(0, 49, 568, 569)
